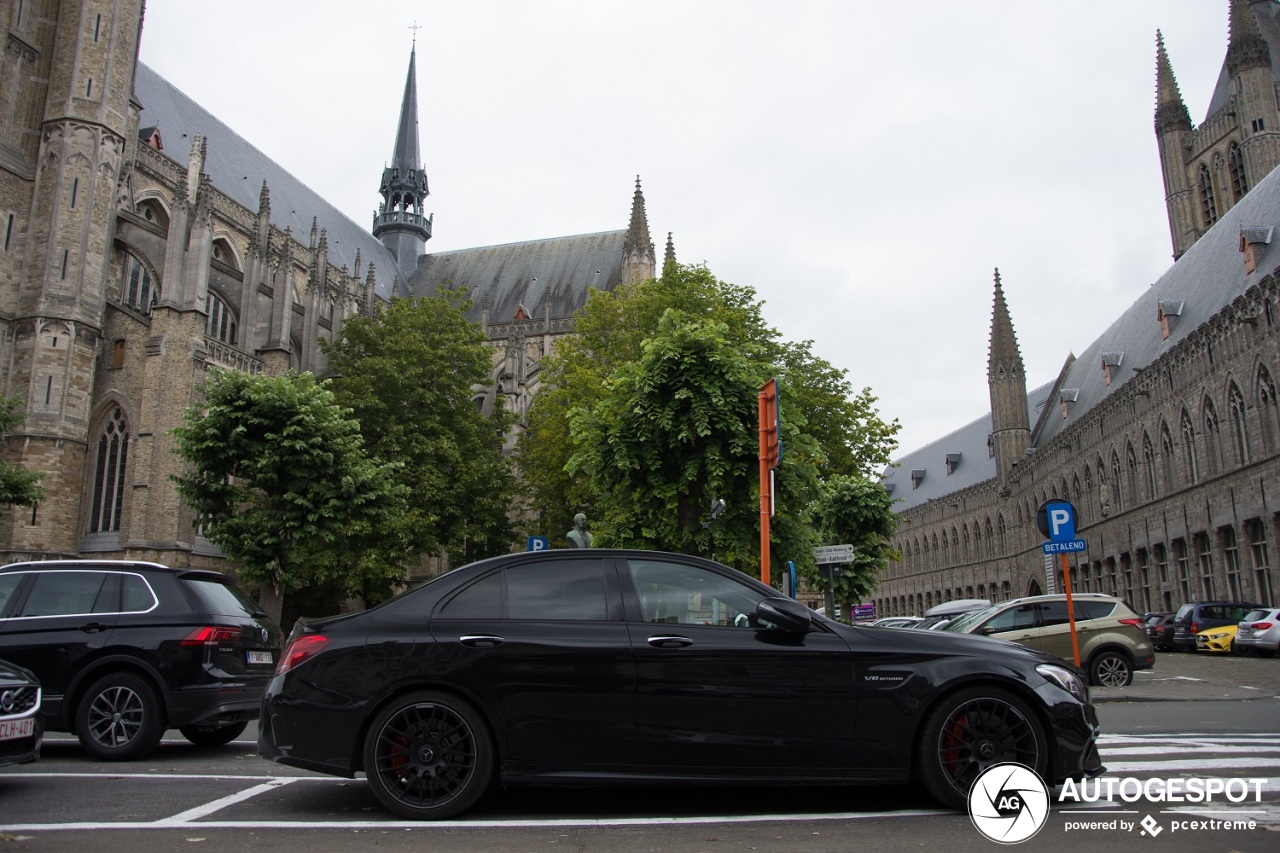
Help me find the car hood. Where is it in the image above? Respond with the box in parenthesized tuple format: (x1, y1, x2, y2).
(0, 657, 39, 686)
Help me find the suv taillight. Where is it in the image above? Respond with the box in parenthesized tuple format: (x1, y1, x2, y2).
(1252, 621, 1274, 630)
(1117, 618, 1143, 627)
(276, 634, 329, 675)
(181, 626, 241, 646)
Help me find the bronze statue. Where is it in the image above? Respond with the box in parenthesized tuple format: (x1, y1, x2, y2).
(566, 513, 593, 548)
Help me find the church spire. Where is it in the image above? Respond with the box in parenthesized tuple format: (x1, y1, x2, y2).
(987, 269, 1030, 490)
(1154, 31, 1191, 135)
(373, 42, 432, 277)
(1228, 0, 1270, 77)
(621, 176, 656, 283)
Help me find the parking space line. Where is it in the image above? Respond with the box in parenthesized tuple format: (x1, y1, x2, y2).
(157, 777, 300, 824)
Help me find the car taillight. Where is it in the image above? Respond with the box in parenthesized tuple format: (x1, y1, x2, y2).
(181, 626, 241, 646)
(1191, 621, 1200, 634)
(1118, 618, 1143, 627)
(1252, 622, 1274, 630)
(276, 634, 329, 675)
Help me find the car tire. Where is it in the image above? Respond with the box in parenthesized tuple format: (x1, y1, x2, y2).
(916, 687, 1047, 810)
(362, 691, 494, 820)
(75, 672, 165, 761)
(1088, 651, 1133, 687)
(180, 721, 249, 747)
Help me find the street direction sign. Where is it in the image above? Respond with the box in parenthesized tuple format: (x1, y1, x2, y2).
(813, 544, 855, 564)
(1042, 539, 1087, 554)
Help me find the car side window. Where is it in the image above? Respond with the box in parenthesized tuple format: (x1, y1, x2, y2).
(19, 571, 110, 617)
(626, 559, 762, 628)
(983, 604, 1037, 633)
(1075, 601, 1117, 621)
(507, 561, 608, 621)
(122, 574, 157, 613)
(0, 574, 20, 616)
(441, 572, 503, 619)
(1037, 601, 1070, 627)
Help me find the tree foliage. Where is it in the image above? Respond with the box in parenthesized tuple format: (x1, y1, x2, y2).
(813, 474, 901, 607)
(0, 395, 44, 508)
(518, 263, 901, 584)
(322, 291, 518, 566)
(171, 368, 410, 625)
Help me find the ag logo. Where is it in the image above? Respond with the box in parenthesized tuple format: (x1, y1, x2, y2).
(968, 762, 1050, 844)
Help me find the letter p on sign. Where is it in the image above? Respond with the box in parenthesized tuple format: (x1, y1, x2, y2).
(1036, 499, 1077, 542)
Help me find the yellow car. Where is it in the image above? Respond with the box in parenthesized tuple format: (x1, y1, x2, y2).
(1195, 624, 1239, 653)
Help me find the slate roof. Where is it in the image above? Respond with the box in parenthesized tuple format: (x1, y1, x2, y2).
(1204, 1, 1280, 122)
(886, 146, 1280, 514)
(882, 382, 1055, 514)
(408, 231, 627, 325)
(133, 63, 400, 300)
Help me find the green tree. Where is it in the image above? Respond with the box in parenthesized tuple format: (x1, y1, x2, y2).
(171, 368, 410, 626)
(813, 474, 900, 613)
(520, 263, 900, 582)
(0, 395, 44, 508)
(322, 292, 518, 566)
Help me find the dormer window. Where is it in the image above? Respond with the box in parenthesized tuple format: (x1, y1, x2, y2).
(883, 482, 895, 496)
(1101, 352, 1124, 386)
(945, 452, 961, 475)
(1060, 388, 1080, 419)
(910, 469, 925, 490)
(1240, 226, 1273, 275)
(1157, 300, 1184, 341)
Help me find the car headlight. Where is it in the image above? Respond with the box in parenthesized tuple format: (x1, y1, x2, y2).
(1208, 632, 1229, 640)
(1037, 663, 1088, 701)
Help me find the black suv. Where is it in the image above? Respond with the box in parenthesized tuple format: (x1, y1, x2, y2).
(1171, 600, 1261, 652)
(0, 560, 279, 760)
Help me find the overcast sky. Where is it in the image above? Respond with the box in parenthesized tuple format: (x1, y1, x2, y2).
(137, 1, 1235, 457)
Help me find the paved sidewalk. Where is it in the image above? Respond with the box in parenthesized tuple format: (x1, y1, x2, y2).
(1091, 650, 1280, 702)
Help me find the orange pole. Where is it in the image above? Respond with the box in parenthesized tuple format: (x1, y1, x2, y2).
(758, 389, 771, 587)
(1061, 552, 1081, 667)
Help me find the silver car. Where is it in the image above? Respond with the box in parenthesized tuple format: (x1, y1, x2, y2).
(1235, 608, 1280, 656)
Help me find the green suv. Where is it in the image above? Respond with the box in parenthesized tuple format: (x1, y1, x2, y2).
(942, 593, 1155, 687)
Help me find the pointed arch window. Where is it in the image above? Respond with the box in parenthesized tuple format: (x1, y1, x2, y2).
(122, 253, 157, 313)
(206, 292, 238, 344)
(1142, 432, 1158, 499)
(1110, 451, 1124, 512)
(1259, 366, 1280, 453)
(1202, 398, 1222, 477)
(88, 406, 128, 533)
(1125, 444, 1138, 507)
(1181, 411, 1200, 485)
(1229, 143, 1249, 202)
(1160, 422, 1177, 490)
(1199, 163, 1218, 226)
(1228, 382, 1249, 465)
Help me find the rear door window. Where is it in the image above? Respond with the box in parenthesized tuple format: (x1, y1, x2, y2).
(19, 571, 111, 617)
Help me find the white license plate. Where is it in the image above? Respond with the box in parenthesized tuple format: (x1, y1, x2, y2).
(0, 717, 34, 742)
(246, 650, 274, 665)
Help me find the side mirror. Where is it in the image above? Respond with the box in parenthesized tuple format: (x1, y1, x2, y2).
(980, 626, 998, 636)
(756, 597, 813, 633)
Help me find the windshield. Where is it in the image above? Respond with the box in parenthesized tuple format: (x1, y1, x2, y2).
(941, 605, 999, 633)
(1244, 609, 1269, 622)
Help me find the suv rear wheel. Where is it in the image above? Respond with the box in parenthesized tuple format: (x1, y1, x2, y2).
(1088, 650, 1133, 687)
(75, 672, 164, 760)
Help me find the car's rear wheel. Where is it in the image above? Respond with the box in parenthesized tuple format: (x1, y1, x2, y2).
(917, 687, 1047, 810)
(180, 721, 248, 747)
(362, 691, 494, 820)
(75, 672, 164, 761)
(1089, 651, 1133, 687)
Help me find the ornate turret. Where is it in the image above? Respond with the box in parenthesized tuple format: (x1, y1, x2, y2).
(987, 269, 1030, 490)
(373, 43, 432, 276)
(1154, 30, 1196, 260)
(621, 176, 656, 284)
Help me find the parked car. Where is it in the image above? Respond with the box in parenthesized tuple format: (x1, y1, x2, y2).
(941, 593, 1154, 687)
(912, 598, 992, 631)
(1195, 624, 1238, 653)
(1171, 601, 1261, 652)
(0, 658, 42, 768)
(1235, 608, 1280, 656)
(0, 560, 280, 760)
(258, 549, 1102, 819)
(1146, 613, 1178, 651)
(868, 616, 923, 629)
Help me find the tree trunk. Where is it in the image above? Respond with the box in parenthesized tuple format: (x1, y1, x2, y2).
(259, 583, 286, 634)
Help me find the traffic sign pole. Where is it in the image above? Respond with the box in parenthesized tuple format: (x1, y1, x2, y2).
(1062, 552, 1081, 668)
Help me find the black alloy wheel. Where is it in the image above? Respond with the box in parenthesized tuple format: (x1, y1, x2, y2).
(75, 672, 165, 761)
(362, 691, 494, 820)
(917, 687, 1047, 809)
(180, 721, 249, 747)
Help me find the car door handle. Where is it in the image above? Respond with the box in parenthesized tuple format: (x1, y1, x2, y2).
(79, 622, 111, 633)
(459, 634, 505, 648)
(647, 635, 693, 649)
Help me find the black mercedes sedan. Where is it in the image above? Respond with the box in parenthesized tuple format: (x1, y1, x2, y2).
(259, 549, 1103, 819)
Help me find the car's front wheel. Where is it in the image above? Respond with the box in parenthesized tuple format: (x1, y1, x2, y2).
(916, 687, 1047, 809)
(1089, 651, 1133, 687)
(362, 691, 494, 820)
(180, 721, 248, 747)
(75, 672, 165, 761)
